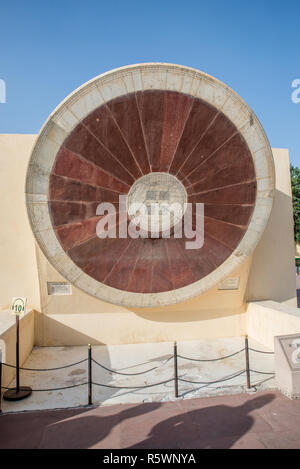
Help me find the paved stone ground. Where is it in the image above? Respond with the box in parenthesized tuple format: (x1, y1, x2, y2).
(1, 390, 300, 449)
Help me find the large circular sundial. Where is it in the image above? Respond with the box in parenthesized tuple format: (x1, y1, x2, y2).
(26, 63, 275, 307)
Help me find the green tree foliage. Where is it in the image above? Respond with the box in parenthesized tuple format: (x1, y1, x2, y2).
(291, 164, 300, 242)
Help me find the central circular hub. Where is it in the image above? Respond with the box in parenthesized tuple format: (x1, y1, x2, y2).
(127, 172, 187, 235)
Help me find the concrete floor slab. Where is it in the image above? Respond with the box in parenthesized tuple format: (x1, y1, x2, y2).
(1, 337, 275, 413)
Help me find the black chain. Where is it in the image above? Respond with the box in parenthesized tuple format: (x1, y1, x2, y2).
(178, 348, 245, 362)
(0, 346, 274, 398)
(249, 369, 275, 375)
(178, 370, 246, 385)
(92, 378, 174, 389)
(2, 358, 88, 372)
(249, 348, 274, 355)
(91, 355, 173, 376)
(1, 382, 88, 392)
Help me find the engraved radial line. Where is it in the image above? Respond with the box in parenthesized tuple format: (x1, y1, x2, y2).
(96, 209, 128, 240)
(184, 131, 238, 183)
(105, 103, 144, 178)
(164, 96, 194, 173)
(61, 146, 131, 191)
(50, 201, 98, 206)
(189, 178, 255, 196)
(203, 202, 253, 207)
(124, 241, 143, 291)
(103, 239, 134, 284)
(77, 226, 132, 281)
(204, 244, 229, 268)
(204, 231, 235, 252)
(175, 111, 221, 176)
(204, 215, 246, 229)
(80, 122, 137, 181)
(66, 234, 98, 253)
(126, 240, 152, 292)
(180, 235, 218, 270)
(164, 241, 175, 290)
(135, 93, 152, 172)
(174, 239, 197, 281)
(185, 153, 250, 189)
(67, 231, 98, 252)
(149, 242, 156, 294)
(51, 207, 99, 229)
(50, 174, 128, 195)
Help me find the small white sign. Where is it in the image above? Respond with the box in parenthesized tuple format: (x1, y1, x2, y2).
(11, 297, 27, 316)
(218, 277, 240, 290)
(47, 282, 72, 296)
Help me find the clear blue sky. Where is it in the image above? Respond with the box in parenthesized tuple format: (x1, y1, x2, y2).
(1, 0, 300, 165)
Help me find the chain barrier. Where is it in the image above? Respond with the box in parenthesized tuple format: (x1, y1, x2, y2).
(0, 338, 275, 412)
(249, 369, 275, 375)
(1, 382, 88, 392)
(177, 348, 245, 362)
(249, 348, 274, 355)
(92, 378, 174, 390)
(91, 355, 173, 376)
(2, 358, 88, 372)
(178, 369, 246, 385)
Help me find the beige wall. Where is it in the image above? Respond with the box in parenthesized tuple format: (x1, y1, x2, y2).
(34, 244, 251, 345)
(247, 148, 296, 305)
(0, 136, 296, 346)
(0, 309, 35, 387)
(0, 135, 40, 311)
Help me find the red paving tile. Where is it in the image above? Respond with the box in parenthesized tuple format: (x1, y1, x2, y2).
(1, 391, 300, 449)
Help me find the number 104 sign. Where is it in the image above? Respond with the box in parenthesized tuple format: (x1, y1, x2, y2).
(11, 297, 27, 316)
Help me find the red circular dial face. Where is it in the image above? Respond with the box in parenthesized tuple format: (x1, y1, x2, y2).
(48, 90, 256, 294)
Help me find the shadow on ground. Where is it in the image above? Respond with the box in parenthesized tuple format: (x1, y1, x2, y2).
(127, 394, 275, 449)
(0, 394, 276, 449)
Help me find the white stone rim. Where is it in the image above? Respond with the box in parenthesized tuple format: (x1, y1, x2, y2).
(25, 63, 275, 308)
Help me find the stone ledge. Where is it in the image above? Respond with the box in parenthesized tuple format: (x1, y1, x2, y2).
(247, 301, 300, 350)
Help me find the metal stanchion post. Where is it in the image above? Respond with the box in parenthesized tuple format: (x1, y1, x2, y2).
(88, 344, 93, 406)
(16, 315, 19, 392)
(0, 351, 2, 413)
(245, 335, 251, 390)
(174, 341, 179, 398)
(3, 315, 32, 401)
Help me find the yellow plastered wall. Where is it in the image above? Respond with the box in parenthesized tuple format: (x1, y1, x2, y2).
(247, 149, 296, 306)
(0, 135, 40, 311)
